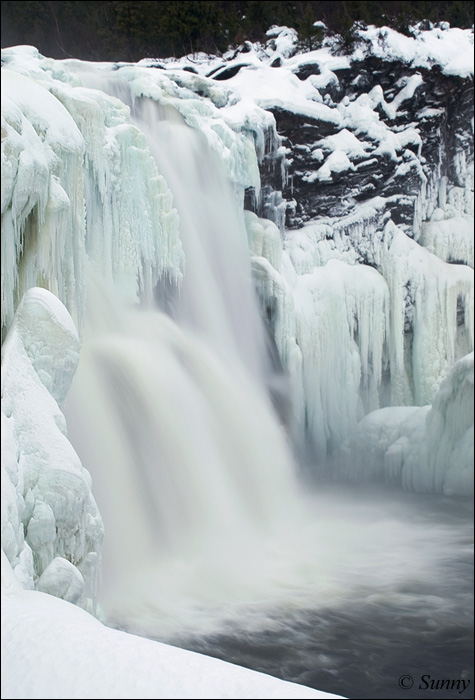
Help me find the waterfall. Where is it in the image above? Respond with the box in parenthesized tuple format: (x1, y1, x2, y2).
(62, 76, 471, 648)
(65, 76, 307, 631)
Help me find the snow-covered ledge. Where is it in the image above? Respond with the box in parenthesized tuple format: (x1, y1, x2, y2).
(1, 564, 343, 699)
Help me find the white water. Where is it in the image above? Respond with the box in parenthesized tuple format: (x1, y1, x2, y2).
(65, 85, 309, 627)
(134, 98, 269, 380)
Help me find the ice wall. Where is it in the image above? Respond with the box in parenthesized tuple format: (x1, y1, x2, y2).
(332, 352, 474, 496)
(1, 287, 103, 603)
(1, 47, 184, 339)
(246, 207, 473, 463)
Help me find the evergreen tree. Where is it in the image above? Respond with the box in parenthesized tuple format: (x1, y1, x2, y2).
(1, 1, 474, 61)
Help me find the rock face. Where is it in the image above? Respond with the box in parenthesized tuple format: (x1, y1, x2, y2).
(256, 60, 473, 234)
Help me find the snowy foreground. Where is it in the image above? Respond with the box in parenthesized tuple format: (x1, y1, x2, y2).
(2, 568, 341, 700)
(1, 21, 473, 700)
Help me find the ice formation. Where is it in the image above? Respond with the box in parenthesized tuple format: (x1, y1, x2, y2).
(1, 47, 184, 336)
(333, 352, 474, 495)
(247, 208, 473, 463)
(1, 287, 103, 603)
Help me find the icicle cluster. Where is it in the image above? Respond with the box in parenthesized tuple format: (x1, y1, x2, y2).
(1, 48, 185, 338)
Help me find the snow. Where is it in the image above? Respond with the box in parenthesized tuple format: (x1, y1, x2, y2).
(337, 91, 410, 162)
(421, 213, 474, 268)
(313, 150, 355, 181)
(265, 25, 299, 59)
(1, 584, 343, 700)
(358, 25, 474, 78)
(316, 128, 372, 159)
(382, 73, 425, 120)
(224, 64, 343, 125)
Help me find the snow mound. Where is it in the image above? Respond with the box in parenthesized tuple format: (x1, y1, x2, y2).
(1, 583, 343, 700)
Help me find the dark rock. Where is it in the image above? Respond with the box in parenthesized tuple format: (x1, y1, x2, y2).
(211, 63, 250, 81)
(252, 57, 473, 232)
(293, 63, 321, 81)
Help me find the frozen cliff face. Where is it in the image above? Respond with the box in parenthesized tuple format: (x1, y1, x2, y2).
(1, 47, 184, 338)
(246, 207, 473, 463)
(1, 287, 103, 604)
(272, 60, 473, 232)
(226, 25, 474, 460)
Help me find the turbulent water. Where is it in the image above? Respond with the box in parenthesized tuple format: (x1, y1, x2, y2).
(63, 75, 474, 700)
(171, 486, 473, 700)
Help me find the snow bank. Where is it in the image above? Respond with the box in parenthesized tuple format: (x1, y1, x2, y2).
(1, 579, 343, 700)
(359, 24, 474, 78)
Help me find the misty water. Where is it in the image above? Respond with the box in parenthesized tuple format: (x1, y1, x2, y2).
(167, 485, 473, 700)
(65, 69, 473, 700)
(67, 324, 474, 700)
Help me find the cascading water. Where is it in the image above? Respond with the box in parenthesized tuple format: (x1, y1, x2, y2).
(66, 77, 308, 627)
(64, 71, 473, 699)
